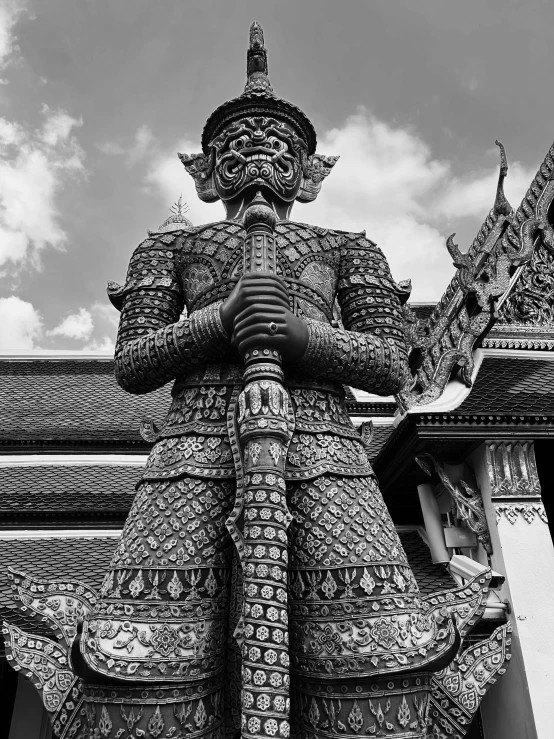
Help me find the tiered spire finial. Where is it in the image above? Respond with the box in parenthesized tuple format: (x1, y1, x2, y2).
(170, 195, 190, 220)
(155, 196, 192, 233)
(244, 21, 273, 94)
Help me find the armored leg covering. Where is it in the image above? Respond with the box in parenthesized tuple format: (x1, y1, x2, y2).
(82, 680, 226, 738)
(287, 474, 457, 739)
(74, 476, 236, 737)
(292, 674, 431, 738)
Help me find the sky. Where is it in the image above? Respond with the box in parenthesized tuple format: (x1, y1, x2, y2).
(0, 0, 553, 354)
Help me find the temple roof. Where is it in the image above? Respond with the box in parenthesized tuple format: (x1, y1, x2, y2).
(0, 461, 142, 522)
(408, 303, 436, 322)
(0, 358, 170, 449)
(397, 137, 554, 412)
(373, 349, 554, 522)
(398, 530, 456, 595)
(453, 357, 554, 416)
(367, 424, 396, 462)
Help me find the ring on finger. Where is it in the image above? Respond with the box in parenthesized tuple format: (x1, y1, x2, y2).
(268, 321, 278, 335)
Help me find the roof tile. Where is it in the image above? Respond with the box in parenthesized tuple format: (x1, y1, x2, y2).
(0, 360, 170, 442)
(0, 465, 140, 512)
(398, 531, 456, 596)
(454, 358, 554, 415)
(368, 425, 395, 462)
(0, 537, 115, 637)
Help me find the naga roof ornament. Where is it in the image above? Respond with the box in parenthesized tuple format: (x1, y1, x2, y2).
(397, 140, 522, 410)
(201, 21, 317, 155)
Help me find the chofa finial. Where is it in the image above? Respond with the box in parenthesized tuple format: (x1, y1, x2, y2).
(493, 139, 513, 218)
(245, 21, 273, 94)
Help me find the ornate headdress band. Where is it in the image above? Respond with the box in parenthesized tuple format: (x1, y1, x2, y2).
(201, 22, 317, 155)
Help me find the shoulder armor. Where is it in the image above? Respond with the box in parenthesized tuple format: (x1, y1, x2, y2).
(277, 220, 329, 237)
(107, 232, 186, 311)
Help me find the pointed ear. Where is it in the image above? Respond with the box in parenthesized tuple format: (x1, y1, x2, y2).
(178, 152, 220, 203)
(297, 154, 339, 203)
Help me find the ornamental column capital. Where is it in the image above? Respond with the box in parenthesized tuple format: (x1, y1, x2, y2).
(486, 441, 547, 526)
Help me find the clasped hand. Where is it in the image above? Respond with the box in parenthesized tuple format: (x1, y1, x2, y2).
(219, 273, 309, 363)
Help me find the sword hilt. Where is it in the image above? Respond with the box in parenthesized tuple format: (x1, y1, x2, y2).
(242, 192, 283, 377)
(243, 191, 278, 274)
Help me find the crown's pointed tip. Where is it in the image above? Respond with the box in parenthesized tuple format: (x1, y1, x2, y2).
(245, 21, 272, 93)
(249, 21, 265, 49)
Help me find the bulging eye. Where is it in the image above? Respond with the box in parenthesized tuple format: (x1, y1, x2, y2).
(231, 138, 244, 150)
(268, 136, 288, 152)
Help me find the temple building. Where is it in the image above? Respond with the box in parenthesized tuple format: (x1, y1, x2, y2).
(2, 25, 554, 739)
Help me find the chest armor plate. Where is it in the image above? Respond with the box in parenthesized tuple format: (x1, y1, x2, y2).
(177, 220, 342, 323)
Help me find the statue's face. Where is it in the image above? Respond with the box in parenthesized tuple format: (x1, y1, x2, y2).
(211, 117, 306, 203)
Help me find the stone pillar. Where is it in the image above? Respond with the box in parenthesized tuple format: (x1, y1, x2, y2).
(469, 441, 554, 739)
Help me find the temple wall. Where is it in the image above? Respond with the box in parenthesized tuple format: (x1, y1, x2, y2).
(470, 442, 554, 739)
(8, 674, 52, 739)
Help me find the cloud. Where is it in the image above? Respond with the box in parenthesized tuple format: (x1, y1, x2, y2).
(81, 302, 118, 352)
(40, 105, 83, 147)
(0, 296, 118, 354)
(462, 73, 480, 93)
(48, 307, 94, 341)
(91, 300, 119, 328)
(0, 117, 22, 145)
(98, 124, 155, 165)
(0, 105, 85, 272)
(0, 295, 42, 352)
(295, 109, 535, 300)
(97, 140, 125, 156)
(46, 302, 118, 352)
(129, 125, 155, 164)
(44, 302, 117, 351)
(434, 160, 535, 220)
(0, 0, 27, 79)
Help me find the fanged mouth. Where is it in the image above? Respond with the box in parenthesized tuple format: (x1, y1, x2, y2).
(215, 142, 299, 200)
(230, 146, 287, 166)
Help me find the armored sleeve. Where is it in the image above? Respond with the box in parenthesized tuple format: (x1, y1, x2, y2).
(114, 232, 229, 394)
(298, 233, 409, 395)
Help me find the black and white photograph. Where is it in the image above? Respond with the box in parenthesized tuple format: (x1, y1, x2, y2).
(0, 2, 552, 738)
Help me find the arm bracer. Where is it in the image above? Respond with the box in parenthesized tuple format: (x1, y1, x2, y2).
(299, 233, 409, 395)
(114, 232, 228, 394)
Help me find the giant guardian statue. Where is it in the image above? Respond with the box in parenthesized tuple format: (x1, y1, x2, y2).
(3, 23, 511, 739)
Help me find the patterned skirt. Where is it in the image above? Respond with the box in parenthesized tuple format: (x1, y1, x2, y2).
(77, 368, 455, 738)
